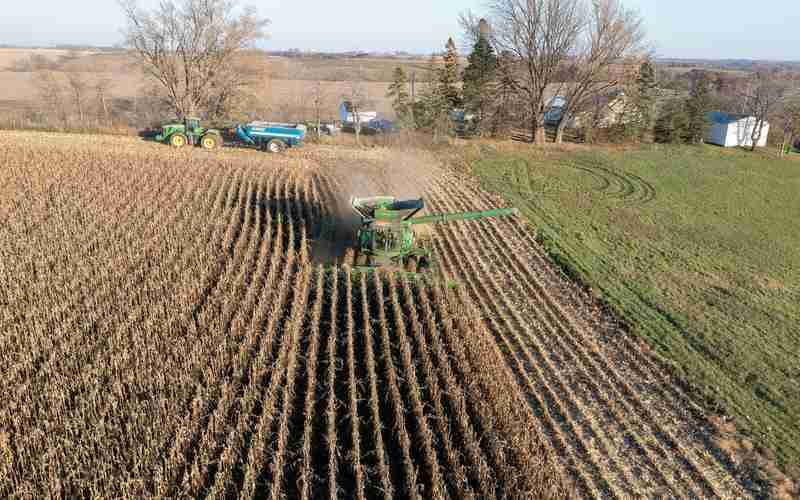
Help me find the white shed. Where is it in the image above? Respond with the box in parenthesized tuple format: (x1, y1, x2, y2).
(706, 112, 769, 148)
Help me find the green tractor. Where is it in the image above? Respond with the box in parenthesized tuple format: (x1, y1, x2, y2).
(154, 117, 223, 150)
(350, 196, 519, 274)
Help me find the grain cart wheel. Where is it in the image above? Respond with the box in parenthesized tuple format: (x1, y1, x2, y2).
(201, 134, 221, 150)
(266, 139, 287, 154)
(170, 133, 188, 148)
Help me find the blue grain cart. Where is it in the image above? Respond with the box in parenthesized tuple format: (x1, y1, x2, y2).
(234, 122, 306, 153)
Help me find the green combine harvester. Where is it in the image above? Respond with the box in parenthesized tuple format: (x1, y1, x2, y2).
(350, 196, 518, 274)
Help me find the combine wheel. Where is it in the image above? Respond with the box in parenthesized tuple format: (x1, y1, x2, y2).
(417, 257, 431, 273)
(266, 139, 287, 154)
(200, 134, 221, 150)
(169, 133, 188, 148)
(343, 248, 355, 267)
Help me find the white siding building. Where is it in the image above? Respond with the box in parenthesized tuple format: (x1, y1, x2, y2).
(339, 101, 377, 125)
(706, 112, 769, 148)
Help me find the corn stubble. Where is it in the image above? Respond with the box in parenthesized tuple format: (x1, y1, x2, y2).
(0, 132, 569, 499)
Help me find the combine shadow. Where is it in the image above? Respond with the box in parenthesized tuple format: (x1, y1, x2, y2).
(310, 210, 360, 267)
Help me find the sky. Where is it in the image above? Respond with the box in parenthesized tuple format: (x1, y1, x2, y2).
(0, 0, 798, 61)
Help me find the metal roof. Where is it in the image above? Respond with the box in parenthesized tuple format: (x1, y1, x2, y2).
(707, 111, 750, 124)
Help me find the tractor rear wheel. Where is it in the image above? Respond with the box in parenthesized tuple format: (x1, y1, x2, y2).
(170, 133, 188, 148)
(266, 139, 287, 154)
(201, 134, 221, 150)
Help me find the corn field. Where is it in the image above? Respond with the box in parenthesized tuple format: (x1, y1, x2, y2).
(0, 131, 756, 498)
(0, 132, 568, 499)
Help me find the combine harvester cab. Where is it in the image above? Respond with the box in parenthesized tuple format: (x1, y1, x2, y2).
(350, 196, 519, 278)
(235, 122, 306, 153)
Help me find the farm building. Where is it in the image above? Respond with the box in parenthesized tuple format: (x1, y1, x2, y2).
(339, 101, 377, 125)
(544, 90, 628, 128)
(705, 112, 769, 148)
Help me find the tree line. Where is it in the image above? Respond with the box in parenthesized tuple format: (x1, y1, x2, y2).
(383, 0, 799, 153)
(15, 0, 799, 153)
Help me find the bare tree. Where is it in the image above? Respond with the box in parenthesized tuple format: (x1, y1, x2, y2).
(119, 0, 269, 119)
(553, 0, 644, 143)
(489, 0, 586, 144)
(343, 77, 369, 146)
(95, 77, 113, 125)
(742, 73, 788, 151)
(308, 81, 328, 141)
(34, 71, 69, 128)
(777, 97, 800, 158)
(458, 10, 484, 51)
(66, 73, 90, 124)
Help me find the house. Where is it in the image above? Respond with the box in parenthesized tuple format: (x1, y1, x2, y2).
(544, 90, 627, 129)
(705, 112, 769, 148)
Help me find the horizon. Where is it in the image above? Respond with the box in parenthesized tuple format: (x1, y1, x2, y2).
(1, 0, 798, 61)
(2, 43, 799, 65)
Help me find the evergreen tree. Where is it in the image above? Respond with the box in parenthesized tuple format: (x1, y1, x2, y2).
(633, 59, 658, 139)
(654, 98, 690, 144)
(440, 38, 461, 109)
(386, 67, 412, 127)
(685, 72, 712, 144)
(612, 61, 657, 143)
(416, 54, 453, 141)
(462, 32, 497, 134)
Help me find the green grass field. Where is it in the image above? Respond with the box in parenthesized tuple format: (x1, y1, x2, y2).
(468, 144, 800, 468)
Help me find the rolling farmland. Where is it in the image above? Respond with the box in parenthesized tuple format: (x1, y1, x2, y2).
(0, 131, 756, 498)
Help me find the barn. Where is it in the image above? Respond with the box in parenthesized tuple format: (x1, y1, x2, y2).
(706, 112, 770, 148)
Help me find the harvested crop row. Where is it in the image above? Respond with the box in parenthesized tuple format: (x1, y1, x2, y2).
(445, 174, 752, 494)
(426, 170, 752, 499)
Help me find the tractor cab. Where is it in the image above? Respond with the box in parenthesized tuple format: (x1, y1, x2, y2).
(185, 117, 201, 133)
(184, 117, 202, 144)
